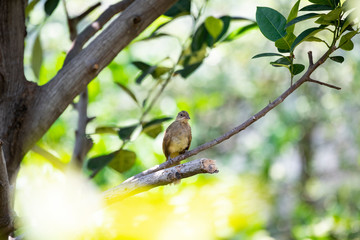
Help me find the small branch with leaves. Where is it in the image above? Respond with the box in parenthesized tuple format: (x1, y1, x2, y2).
(112, 0, 359, 196)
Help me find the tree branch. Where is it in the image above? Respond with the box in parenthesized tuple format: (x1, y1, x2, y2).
(23, 0, 178, 158)
(64, 0, 135, 64)
(124, 48, 338, 183)
(308, 78, 341, 90)
(103, 158, 218, 203)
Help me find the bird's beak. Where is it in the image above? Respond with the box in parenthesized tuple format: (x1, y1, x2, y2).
(187, 116, 190, 120)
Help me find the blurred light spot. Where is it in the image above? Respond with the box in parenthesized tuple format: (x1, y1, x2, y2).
(270, 162, 285, 180)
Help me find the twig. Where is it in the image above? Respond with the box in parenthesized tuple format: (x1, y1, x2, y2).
(104, 158, 218, 203)
(124, 46, 338, 183)
(308, 51, 314, 66)
(64, 0, 135, 64)
(31, 145, 66, 170)
(308, 79, 341, 90)
(63, 1, 102, 41)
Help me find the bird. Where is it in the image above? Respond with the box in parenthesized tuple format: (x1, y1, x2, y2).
(162, 110, 192, 167)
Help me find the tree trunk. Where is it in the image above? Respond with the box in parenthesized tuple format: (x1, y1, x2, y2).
(0, 0, 33, 236)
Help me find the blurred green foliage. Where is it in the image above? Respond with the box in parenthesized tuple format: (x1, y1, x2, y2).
(19, 0, 360, 239)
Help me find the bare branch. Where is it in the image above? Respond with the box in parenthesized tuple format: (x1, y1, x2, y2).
(104, 158, 218, 203)
(124, 45, 338, 183)
(308, 79, 341, 90)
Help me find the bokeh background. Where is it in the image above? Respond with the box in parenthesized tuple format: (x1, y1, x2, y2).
(17, 0, 360, 239)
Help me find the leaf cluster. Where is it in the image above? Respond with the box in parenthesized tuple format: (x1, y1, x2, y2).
(254, 0, 359, 79)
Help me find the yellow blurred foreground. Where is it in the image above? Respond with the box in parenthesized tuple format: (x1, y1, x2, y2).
(15, 164, 270, 240)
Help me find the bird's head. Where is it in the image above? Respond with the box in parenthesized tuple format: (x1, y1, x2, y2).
(176, 110, 190, 122)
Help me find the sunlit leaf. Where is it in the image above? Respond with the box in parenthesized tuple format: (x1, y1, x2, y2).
(118, 125, 139, 141)
(143, 125, 163, 138)
(115, 82, 138, 104)
(31, 33, 43, 79)
(164, 0, 190, 17)
(153, 66, 172, 78)
(205, 16, 224, 39)
(44, 0, 60, 16)
(108, 150, 136, 173)
(287, 0, 300, 34)
(275, 33, 296, 51)
(224, 23, 257, 42)
(256, 7, 287, 42)
(300, 4, 333, 11)
(252, 53, 284, 59)
(330, 56, 344, 63)
(142, 117, 171, 138)
(95, 126, 118, 134)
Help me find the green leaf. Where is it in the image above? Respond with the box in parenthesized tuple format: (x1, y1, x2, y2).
(152, 66, 172, 78)
(132, 61, 157, 84)
(31, 33, 43, 79)
(252, 53, 285, 59)
(142, 117, 172, 129)
(291, 64, 305, 75)
(305, 36, 327, 44)
(217, 16, 232, 40)
(287, 0, 301, 34)
(87, 152, 116, 171)
(95, 126, 118, 134)
(339, 31, 357, 51)
(291, 27, 324, 51)
(330, 56, 344, 63)
(143, 125, 163, 138)
(164, 0, 191, 17)
(175, 62, 203, 78)
(340, 16, 355, 35)
(205, 16, 224, 39)
(132, 61, 151, 71)
(275, 33, 296, 51)
(118, 125, 139, 141)
(256, 7, 287, 42)
(44, 0, 60, 16)
(224, 22, 257, 42)
(270, 57, 291, 67)
(321, 8, 342, 21)
(309, 0, 333, 6)
(108, 150, 136, 173)
(300, 4, 333, 11)
(191, 24, 208, 52)
(115, 82, 138, 104)
(285, 13, 320, 28)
